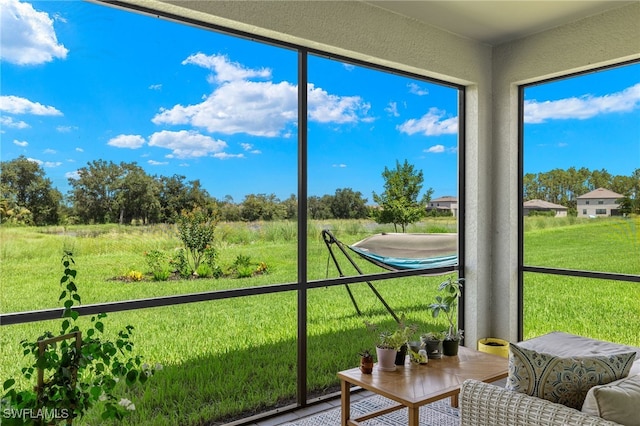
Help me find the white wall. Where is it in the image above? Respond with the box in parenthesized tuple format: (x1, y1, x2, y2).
(117, 0, 639, 345)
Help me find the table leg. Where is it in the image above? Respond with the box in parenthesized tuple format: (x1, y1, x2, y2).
(451, 393, 459, 408)
(340, 379, 350, 426)
(408, 406, 419, 426)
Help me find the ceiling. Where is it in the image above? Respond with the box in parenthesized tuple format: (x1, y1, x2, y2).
(364, 1, 635, 45)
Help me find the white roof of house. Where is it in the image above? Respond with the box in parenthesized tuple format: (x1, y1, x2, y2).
(523, 199, 567, 210)
(431, 196, 457, 202)
(577, 188, 624, 199)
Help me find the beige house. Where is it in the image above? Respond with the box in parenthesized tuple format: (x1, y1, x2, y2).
(428, 196, 458, 217)
(523, 199, 568, 217)
(577, 188, 624, 217)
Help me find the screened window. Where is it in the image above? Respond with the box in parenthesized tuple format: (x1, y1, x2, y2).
(0, 1, 464, 424)
(520, 62, 640, 344)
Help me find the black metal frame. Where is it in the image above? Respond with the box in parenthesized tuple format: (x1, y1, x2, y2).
(2, 1, 467, 423)
(321, 229, 401, 322)
(517, 59, 640, 341)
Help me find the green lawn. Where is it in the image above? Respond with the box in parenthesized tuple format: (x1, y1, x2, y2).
(0, 216, 638, 425)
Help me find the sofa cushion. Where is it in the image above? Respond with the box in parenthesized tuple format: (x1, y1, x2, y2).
(518, 332, 640, 377)
(506, 343, 636, 409)
(582, 374, 640, 426)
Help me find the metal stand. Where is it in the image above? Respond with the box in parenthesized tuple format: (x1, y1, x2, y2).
(322, 230, 399, 323)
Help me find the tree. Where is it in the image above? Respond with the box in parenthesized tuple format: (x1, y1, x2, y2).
(69, 160, 123, 224)
(0, 156, 62, 225)
(117, 163, 160, 224)
(240, 193, 285, 221)
(330, 188, 368, 219)
(372, 160, 433, 232)
(308, 195, 333, 220)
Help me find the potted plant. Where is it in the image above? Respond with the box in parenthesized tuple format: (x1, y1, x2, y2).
(366, 315, 416, 371)
(427, 276, 464, 356)
(420, 331, 445, 359)
(359, 349, 374, 374)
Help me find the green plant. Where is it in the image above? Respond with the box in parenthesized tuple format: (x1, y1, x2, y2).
(366, 315, 417, 350)
(145, 249, 171, 281)
(427, 276, 464, 341)
(420, 331, 446, 342)
(175, 208, 218, 276)
(1, 251, 158, 425)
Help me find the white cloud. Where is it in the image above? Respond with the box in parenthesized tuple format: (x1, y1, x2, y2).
(152, 54, 372, 136)
(332, 164, 347, 168)
(183, 53, 271, 83)
(148, 159, 168, 166)
(13, 139, 28, 146)
(75, 147, 84, 152)
(57, 125, 77, 132)
(25, 157, 60, 167)
(213, 152, 244, 159)
(385, 102, 399, 117)
(149, 84, 162, 90)
(0, 0, 68, 65)
(408, 83, 429, 96)
(0, 95, 62, 116)
(398, 108, 458, 136)
(152, 80, 297, 136)
(426, 145, 445, 153)
(343, 64, 355, 71)
(308, 84, 371, 124)
(107, 134, 146, 149)
(43, 148, 56, 154)
(65, 170, 80, 180)
(525, 83, 640, 123)
(240, 143, 261, 154)
(148, 130, 227, 159)
(1, 116, 29, 129)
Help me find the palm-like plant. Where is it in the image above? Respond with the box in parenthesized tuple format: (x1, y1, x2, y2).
(428, 277, 464, 341)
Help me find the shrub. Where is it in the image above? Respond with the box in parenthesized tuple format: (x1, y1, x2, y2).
(1, 252, 158, 424)
(175, 208, 218, 275)
(145, 249, 171, 281)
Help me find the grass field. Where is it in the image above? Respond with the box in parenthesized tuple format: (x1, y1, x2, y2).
(0, 216, 638, 425)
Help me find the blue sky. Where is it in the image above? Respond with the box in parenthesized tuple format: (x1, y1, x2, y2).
(1, 0, 638, 203)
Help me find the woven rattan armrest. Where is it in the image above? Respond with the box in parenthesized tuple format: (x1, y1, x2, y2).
(459, 379, 621, 426)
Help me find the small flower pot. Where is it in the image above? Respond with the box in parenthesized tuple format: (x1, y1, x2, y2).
(375, 347, 397, 371)
(394, 345, 408, 365)
(422, 339, 443, 359)
(443, 339, 459, 356)
(360, 356, 374, 374)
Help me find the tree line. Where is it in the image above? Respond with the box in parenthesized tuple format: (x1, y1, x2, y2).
(523, 167, 640, 215)
(2, 156, 638, 226)
(0, 156, 377, 226)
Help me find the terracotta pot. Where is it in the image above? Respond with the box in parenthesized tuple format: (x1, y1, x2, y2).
(360, 356, 374, 374)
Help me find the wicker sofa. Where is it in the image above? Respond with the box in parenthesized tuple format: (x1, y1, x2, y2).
(460, 332, 640, 426)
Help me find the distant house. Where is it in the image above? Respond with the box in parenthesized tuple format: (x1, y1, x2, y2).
(523, 199, 568, 217)
(427, 196, 458, 217)
(577, 188, 623, 217)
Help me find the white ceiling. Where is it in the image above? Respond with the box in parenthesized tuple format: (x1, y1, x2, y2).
(365, 1, 635, 45)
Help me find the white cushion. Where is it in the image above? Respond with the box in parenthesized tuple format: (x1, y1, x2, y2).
(582, 374, 640, 426)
